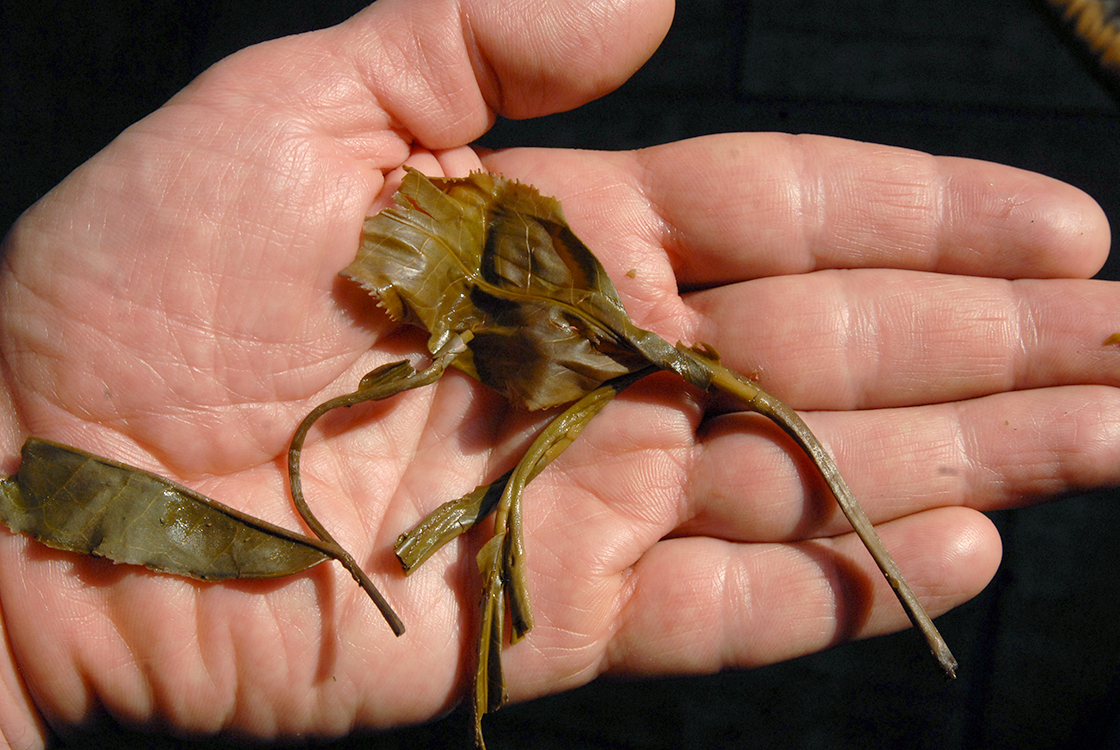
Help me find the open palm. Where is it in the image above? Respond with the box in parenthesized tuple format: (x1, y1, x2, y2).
(0, 0, 1115, 745)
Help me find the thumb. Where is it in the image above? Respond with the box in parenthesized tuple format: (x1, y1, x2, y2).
(342, 0, 674, 147)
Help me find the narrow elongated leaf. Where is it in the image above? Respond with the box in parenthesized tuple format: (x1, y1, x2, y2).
(0, 438, 330, 580)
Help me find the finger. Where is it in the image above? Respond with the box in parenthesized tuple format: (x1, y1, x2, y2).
(682, 384, 1120, 542)
(337, 0, 674, 149)
(686, 271, 1120, 410)
(595, 507, 998, 680)
(481, 134, 1110, 285)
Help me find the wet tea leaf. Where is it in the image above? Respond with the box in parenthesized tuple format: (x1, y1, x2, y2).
(308, 169, 958, 748)
(344, 168, 672, 409)
(0, 438, 331, 580)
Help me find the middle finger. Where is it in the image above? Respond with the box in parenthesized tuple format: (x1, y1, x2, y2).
(685, 269, 1120, 410)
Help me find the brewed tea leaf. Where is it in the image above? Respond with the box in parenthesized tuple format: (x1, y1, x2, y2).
(0, 438, 331, 579)
(344, 169, 687, 409)
(312, 168, 958, 747)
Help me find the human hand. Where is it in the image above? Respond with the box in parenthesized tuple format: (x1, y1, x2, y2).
(0, 0, 1114, 746)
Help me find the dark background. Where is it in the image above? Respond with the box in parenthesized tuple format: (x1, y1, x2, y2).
(4, 1, 1120, 748)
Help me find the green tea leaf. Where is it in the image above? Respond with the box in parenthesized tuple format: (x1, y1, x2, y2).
(325, 169, 958, 747)
(0, 438, 330, 580)
(345, 168, 658, 410)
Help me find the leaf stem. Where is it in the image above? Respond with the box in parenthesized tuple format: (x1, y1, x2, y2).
(703, 359, 958, 677)
(287, 334, 473, 637)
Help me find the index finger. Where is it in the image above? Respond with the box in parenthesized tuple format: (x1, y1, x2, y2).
(481, 133, 1110, 286)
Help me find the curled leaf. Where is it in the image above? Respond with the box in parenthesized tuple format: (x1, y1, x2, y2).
(324, 168, 958, 747)
(345, 169, 664, 409)
(0, 438, 331, 580)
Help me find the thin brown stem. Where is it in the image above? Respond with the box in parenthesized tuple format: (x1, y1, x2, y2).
(286, 334, 473, 637)
(704, 360, 958, 677)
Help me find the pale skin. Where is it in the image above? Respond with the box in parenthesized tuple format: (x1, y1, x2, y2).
(0, 0, 1116, 746)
